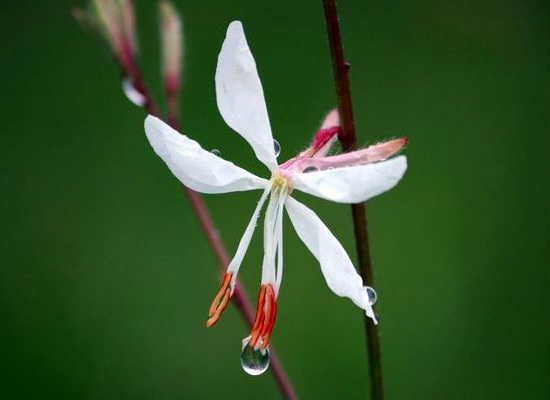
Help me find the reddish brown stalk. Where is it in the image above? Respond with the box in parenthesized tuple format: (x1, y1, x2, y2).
(322, 1, 385, 400)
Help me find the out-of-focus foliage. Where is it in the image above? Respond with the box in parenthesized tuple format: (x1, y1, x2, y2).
(0, 0, 548, 399)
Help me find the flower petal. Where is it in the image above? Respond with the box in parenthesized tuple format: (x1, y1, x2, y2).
(285, 197, 377, 323)
(292, 156, 407, 203)
(215, 21, 278, 170)
(145, 115, 269, 193)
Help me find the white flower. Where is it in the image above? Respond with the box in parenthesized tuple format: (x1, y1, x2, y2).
(144, 21, 407, 350)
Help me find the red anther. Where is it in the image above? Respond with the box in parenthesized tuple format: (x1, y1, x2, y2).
(249, 286, 267, 348)
(206, 272, 233, 328)
(249, 284, 278, 350)
(260, 286, 278, 349)
(259, 286, 275, 338)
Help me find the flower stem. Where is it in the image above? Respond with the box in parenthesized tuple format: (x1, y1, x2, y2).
(321, 1, 385, 399)
(120, 36, 299, 400)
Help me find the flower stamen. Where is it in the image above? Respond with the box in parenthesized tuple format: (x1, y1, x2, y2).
(206, 272, 233, 327)
(249, 284, 278, 350)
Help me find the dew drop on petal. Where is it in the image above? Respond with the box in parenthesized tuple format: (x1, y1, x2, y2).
(303, 166, 319, 173)
(273, 139, 281, 157)
(366, 286, 377, 306)
(211, 149, 221, 157)
(122, 78, 146, 107)
(240, 337, 270, 376)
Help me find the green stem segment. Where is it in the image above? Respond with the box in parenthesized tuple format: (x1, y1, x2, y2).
(321, 1, 385, 399)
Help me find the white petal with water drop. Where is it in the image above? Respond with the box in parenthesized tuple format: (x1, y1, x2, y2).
(293, 156, 407, 203)
(144, 116, 269, 193)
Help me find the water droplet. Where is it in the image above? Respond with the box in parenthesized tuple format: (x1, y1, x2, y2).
(240, 337, 270, 376)
(273, 139, 281, 157)
(366, 286, 377, 305)
(211, 149, 221, 157)
(122, 78, 146, 107)
(303, 166, 319, 173)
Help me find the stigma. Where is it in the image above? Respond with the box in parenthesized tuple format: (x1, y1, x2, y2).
(271, 172, 293, 194)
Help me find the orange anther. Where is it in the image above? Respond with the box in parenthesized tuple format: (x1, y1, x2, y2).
(206, 272, 233, 328)
(249, 284, 278, 350)
(260, 286, 278, 349)
(249, 286, 267, 348)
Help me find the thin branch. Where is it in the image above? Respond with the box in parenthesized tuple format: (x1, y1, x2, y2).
(321, 1, 385, 399)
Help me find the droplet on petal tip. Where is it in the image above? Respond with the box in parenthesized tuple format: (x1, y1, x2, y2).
(210, 149, 221, 157)
(366, 286, 377, 306)
(240, 336, 270, 376)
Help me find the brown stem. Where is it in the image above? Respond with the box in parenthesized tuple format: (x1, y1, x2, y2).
(322, 1, 385, 399)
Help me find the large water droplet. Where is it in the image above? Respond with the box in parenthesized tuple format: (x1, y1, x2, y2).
(211, 149, 221, 157)
(273, 139, 281, 157)
(303, 166, 319, 173)
(366, 286, 377, 305)
(122, 78, 146, 107)
(240, 337, 269, 376)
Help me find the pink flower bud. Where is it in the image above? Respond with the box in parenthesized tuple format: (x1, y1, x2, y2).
(160, 1, 183, 95)
(73, 1, 138, 73)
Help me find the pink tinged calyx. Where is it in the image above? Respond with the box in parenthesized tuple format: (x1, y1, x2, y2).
(281, 136, 409, 174)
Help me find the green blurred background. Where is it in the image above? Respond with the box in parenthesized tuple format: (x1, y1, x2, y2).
(1, 0, 548, 399)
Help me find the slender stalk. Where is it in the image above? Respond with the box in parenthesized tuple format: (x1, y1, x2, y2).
(118, 40, 300, 400)
(321, 1, 385, 399)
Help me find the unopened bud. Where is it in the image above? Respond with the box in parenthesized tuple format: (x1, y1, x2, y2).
(160, 1, 183, 95)
(117, 0, 138, 55)
(93, 0, 124, 57)
(73, 1, 138, 72)
(297, 109, 341, 158)
(320, 108, 340, 130)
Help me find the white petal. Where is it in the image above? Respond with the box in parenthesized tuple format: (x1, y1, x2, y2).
(215, 21, 278, 170)
(285, 197, 377, 323)
(292, 156, 407, 203)
(145, 115, 269, 193)
(227, 188, 271, 287)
